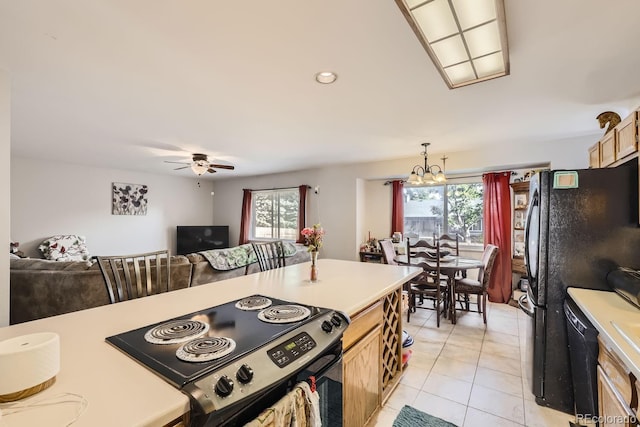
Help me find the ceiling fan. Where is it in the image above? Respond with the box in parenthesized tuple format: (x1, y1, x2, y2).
(165, 153, 235, 176)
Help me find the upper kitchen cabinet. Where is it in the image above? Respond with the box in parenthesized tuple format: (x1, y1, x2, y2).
(591, 107, 639, 168)
(588, 142, 600, 168)
(616, 110, 639, 160)
(599, 131, 617, 167)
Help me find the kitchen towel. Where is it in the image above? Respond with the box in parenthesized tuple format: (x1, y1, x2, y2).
(244, 381, 319, 427)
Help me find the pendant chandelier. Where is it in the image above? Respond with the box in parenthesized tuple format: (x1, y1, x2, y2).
(407, 142, 447, 185)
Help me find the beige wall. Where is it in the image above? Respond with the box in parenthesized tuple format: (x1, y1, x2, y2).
(213, 134, 593, 261)
(11, 157, 216, 258)
(1, 70, 9, 326)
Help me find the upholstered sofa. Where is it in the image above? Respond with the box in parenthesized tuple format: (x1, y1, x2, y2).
(10, 243, 309, 324)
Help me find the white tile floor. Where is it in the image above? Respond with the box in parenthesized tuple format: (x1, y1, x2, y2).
(371, 298, 575, 427)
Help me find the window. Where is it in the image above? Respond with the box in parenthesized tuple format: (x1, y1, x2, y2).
(251, 188, 299, 240)
(403, 183, 484, 245)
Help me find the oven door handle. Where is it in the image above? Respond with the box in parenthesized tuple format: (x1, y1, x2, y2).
(301, 341, 343, 381)
(312, 353, 342, 380)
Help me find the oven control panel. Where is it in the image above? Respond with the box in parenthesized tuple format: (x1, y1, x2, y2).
(267, 332, 317, 368)
(183, 309, 350, 415)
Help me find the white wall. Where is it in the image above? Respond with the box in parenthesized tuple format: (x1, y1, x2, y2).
(0, 70, 10, 326)
(213, 134, 593, 261)
(11, 157, 216, 257)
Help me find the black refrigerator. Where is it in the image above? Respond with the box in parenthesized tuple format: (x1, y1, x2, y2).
(518, 160, 640, 414)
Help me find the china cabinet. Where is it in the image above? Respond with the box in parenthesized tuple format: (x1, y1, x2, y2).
(510, 181, 529, 282)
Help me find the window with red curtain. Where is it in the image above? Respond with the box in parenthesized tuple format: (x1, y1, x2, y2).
(239, 186, 308, 245)
(482, 172, 512, 303)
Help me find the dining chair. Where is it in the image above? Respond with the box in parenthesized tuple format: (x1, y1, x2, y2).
(403, 237, 448, 327)
(380, 239, 398, 265)
(452, 244, 499, 324)
(97, 250, 171, 304)
(251, 241, 286, 272)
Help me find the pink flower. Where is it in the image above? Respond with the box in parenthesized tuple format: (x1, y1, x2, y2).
(301, 223, 324, 252)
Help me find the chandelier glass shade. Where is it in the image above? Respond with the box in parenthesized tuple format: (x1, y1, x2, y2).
(407, 142, 447, 185)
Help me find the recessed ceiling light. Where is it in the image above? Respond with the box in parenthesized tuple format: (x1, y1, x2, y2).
(315, 71, 338, 84)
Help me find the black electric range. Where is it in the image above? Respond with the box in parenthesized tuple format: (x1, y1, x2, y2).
(106, 295, 349, 426)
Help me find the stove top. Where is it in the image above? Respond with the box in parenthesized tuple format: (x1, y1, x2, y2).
(105, 295, 328, 387)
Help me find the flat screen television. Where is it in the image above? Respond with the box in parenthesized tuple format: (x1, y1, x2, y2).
(176, 226, 229, 255)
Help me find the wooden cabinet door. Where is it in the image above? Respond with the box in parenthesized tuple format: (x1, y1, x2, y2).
(589, 142, 601, 168)
(343, 325, 382, 427)
(597, 365, 636, 427)
(600, 131, 617, 167)
(616, 112, 638, 160)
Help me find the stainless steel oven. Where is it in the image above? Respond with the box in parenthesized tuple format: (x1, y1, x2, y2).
(191, 340, 344, 426)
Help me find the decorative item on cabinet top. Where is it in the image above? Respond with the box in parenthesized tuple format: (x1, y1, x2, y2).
(597, 111, 622, 135)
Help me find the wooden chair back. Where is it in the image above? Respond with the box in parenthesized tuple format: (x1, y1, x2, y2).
(406, 237, 439, 259)
(406, 237, 441, 277)
(251, 241, 286, 272)
(435, 233, 460, 256)
(380, 239, 398, 265)
(97, 250, 170, 304)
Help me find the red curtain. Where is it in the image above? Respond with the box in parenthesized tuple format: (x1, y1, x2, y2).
(483, 172, 512, 303)
(296, 185, 308, 243)
(391, 180, 404, 237)
(238, 189, 252, 245)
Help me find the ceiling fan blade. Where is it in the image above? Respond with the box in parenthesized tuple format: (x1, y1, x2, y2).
(207, 168, 218, 174)
(173, 166, 190, 170)
(208, 164, 235, 170)
(165, 160, 190, 165)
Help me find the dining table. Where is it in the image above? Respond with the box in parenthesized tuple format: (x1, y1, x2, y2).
(395, 254, 483, 324)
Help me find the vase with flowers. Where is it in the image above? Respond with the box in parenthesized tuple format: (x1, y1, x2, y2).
(301, 223, 324, 282)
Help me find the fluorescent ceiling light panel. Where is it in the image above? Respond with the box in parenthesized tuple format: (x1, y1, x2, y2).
(464, 21, 501, 58)
(453, 0, 496, 30)
(396, 0, 510, 89)
(431, 35, 468, 67)
(412, 0, 458, 41)
(445, 62, 475, 85)
(473, 52, 503, 77)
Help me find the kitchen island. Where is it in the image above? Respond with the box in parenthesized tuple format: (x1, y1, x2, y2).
(0, 259, 421, 427)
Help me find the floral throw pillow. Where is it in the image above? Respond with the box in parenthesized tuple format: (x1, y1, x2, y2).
(39, 235, 91, 261)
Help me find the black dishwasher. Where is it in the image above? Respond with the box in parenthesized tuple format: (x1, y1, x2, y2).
(564, 295, 599, 423)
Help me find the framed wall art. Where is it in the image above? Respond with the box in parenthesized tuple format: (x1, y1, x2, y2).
(514, 193, 527, 209)
(112, 183, 148, 215)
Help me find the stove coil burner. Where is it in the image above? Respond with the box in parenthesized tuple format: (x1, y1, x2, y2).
(257, 305, 311, 324)
(144, 320, 209, 345)
(176, 337, 236, 363)
(235, 296, 273, 311)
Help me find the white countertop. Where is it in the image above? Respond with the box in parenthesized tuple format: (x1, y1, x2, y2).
(0, 259, 421, 427)
(568, 288, 640, 380)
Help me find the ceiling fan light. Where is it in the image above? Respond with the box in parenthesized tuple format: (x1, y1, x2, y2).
(191, 163, 208, 176)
